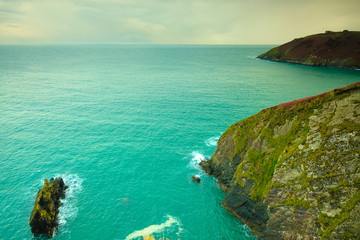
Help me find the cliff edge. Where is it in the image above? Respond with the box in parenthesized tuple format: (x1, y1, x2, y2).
(258, 31, 360, 69)
(200, 82, 360, 239)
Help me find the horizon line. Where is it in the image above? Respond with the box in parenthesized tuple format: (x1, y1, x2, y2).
(0, 43, 278, 46)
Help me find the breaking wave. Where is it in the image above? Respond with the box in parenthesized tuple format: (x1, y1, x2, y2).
(57, 174, 84, 226)
(125, 215, 182, 240)
(187, 151, 206, 171)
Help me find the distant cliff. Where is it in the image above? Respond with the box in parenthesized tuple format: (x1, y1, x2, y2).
(258, 31, 360, 69)
(200, 82, 360, 239)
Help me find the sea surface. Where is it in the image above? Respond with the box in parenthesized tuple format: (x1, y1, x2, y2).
(0, 45, 359, 240)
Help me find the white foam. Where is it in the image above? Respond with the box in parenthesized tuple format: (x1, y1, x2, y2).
(192, 152, 206, 162)
(56, 174, 83, 226)
(241, 224, 255, 239)
(205, 136, 220, 147)
(125, 215, 181, 240)
(187, 151, 206, 170)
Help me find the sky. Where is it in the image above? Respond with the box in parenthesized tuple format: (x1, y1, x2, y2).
(0, 0, 359, 45)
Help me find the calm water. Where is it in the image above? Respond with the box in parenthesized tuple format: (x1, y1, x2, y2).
(0, 45, 359, 240)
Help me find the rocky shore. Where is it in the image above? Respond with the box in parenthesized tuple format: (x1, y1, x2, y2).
(29, 177, 68, 238)
(258, 31, 360, 69)
(200, 82, 360, 239)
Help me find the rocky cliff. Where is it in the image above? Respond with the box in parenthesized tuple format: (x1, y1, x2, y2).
(258, 31, 360, 69)
(200, 82, 360, 239)
(29, 177, 68, 238)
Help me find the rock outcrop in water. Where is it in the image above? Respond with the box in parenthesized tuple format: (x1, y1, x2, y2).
(192, 175, 201, 183)
(29, 177, 68, 238)
(258, 31, 360, 69)
(200, 82, 360, 239)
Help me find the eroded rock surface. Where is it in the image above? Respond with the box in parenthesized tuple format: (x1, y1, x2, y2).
(29, 177, 68, 238)
(201, 82, 360, 239)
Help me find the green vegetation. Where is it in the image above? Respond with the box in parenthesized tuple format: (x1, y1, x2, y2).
(232, 91, 334, 200)
(271, 191, 312, 212)
(213, 82, 360, 238)
(317, 190, 360, 239)
(30, 178, 66, 238)
(30, 179, 57, 226)
(228, 83, 360, 200)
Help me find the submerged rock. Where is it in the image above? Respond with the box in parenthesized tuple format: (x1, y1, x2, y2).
(191, 175, 201, 183)
(201, 82, 360, 239)
(29, 177, 68, 238)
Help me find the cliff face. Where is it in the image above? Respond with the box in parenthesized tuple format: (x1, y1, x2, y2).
(258, 31, 360, 69)
(30, 177, 68, 238)
(200, 82, 360, 239)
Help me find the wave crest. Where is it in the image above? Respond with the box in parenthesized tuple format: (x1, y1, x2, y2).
(187, 151, 206, 171)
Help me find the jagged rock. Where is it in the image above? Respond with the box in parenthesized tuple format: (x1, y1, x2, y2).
(191, 176, 201, 183)
(258, 31, 360, 69)
(201, 82, 360, 239)
(29, 177, 68, 238)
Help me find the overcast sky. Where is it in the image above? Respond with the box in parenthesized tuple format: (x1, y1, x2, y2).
(0, 0, 359, 44)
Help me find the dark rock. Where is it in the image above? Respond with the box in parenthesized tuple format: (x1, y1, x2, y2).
(191, 176, 200, 183)
(223, 183, 269, 226)
(29, 177, 68, 238)
(199, 160, 213, 174)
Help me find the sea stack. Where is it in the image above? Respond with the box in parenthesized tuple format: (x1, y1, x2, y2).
(29, 177, 68, 238)
(258, 31, 360, 69)
(200, 82, 360, 239)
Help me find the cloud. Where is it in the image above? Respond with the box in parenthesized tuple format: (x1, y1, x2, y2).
(123, 18, 169, 43)
(0, 0, 359, 44)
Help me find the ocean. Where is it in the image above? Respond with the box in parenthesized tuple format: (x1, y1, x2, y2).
(0, 45, 359, 240)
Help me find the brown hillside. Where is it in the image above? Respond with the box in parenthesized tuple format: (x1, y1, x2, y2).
(258, 31, 360, 69)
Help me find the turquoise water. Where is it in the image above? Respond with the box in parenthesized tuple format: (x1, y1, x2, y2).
(0, 45, 359, 240)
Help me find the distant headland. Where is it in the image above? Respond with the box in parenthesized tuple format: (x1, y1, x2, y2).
(258, 30, 360, 69)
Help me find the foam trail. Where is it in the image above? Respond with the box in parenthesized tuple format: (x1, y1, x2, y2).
(125, 215, 180, 240)
(205, 136, 220, 147)
(57, 174, 83, 226)
(241, 224, 253, 238)
(187, 151, 206, 171)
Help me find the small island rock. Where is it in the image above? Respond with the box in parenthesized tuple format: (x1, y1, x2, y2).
(192, 175, 201, 183)
(29, 177, 68, 238)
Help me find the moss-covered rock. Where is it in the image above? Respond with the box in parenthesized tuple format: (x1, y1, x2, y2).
(201, 82, 360, 239)
(258, 31, 360, 69)
(29, 177, 68, 238)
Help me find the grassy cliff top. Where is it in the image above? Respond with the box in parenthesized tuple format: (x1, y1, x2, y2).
(210, 81, 360, 238)
(221, 82, 360, 198)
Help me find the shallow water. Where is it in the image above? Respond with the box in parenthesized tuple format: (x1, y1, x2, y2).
(0, 45, 358, 239)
